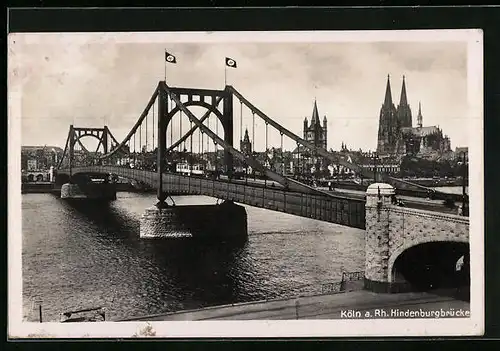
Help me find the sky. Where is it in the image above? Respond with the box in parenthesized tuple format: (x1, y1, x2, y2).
(9, 32, 475, 153)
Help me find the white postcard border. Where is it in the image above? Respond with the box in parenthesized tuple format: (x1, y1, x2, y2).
(8, 29, 484, 338)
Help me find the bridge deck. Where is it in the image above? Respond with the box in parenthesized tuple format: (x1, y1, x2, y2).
(58, 166, 366, 229)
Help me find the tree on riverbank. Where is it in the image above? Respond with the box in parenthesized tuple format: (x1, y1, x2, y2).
(399, 156, 466, 178)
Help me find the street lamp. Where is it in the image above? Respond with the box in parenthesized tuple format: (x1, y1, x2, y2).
(462, 151, 469, 216)
(373, 153, 380, 182)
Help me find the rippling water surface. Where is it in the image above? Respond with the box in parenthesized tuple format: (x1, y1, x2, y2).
(22, 192, 364, 322)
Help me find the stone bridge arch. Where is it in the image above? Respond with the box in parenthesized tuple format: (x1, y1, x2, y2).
(364, 183, 470, 294)
(388, 239, 469, 296)
(388, 237, 469, 284)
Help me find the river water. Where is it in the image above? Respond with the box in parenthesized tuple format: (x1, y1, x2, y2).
(22, 192, 365, 322)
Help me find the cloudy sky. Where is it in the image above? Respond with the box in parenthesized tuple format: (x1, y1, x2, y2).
(10, 32, 475, 152)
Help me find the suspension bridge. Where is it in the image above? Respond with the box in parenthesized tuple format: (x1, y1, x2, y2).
(54, 80, 452, 223)
(53, 80, 470, 292)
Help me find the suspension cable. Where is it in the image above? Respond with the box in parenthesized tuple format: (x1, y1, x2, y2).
(180, 109, 183, 152)
(190, 120, 193, 170)
(240, 100, 243, 142)
(214, 139, 218, 176)
(206, 116, 210, 152)
(215, 117, 219, 160)
(170, 109, 173, 152)
(265, 122, 268, 151)
(265, 121, 268, 187)
(201, 129, 204, 163)
(139, 122, 142, 165)
(252, 111, 255, 153)
(198, 128, 201, 156)
(152, 96, 155, 151)
(296, 141, 300, 178)
(281, 132, 284, 175)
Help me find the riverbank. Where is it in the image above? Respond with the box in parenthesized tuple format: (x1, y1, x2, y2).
(336, 177, 464, 188)
(328, 188, 462, 215)
(332, 181, 465, 201)
(21, 182, 152, 194)
(21, 182, 54, 194)
(119, 288, 469, 321)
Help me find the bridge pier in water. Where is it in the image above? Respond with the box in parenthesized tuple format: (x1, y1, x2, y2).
(138, 83, 246, 240)
(58, 173, 117, 201)
(140, 200, 248, 240)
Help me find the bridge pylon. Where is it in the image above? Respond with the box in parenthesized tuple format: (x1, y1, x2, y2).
(58, 125, 115, 177)
(164, 83, 235, 180)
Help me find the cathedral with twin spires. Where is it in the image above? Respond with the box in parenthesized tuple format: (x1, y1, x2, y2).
(377, 75, 451, 157)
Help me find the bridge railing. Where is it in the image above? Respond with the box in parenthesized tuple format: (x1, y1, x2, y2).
(168, 171, 366, 229)
(163, 171, 366, 228)
(295, 270, 365, 297)
(58, 165, 367, 229)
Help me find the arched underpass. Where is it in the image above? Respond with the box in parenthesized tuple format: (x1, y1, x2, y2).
(392, 241, 470, 301)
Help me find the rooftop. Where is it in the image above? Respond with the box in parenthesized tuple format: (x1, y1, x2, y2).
(22, 145, 64, 152)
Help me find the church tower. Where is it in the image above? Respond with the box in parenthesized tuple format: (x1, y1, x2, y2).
(303, 100, 327, 150)
(377, 75, 398, 155)
(322, 115, 328, 150)
(240, 128, 252, 156)
(303, 117, 308, 139)
(397, 75, 412, 128)
(417, 102, 423, 128)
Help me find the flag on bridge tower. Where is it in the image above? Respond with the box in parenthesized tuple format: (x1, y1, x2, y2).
(225, 57, 237, 68)
(165, 51, 177, 64)
(164, 50, 176, 82)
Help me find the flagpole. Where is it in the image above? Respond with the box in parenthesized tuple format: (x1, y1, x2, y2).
(224, 64, 227, 87)
(164, 49, 167, 82)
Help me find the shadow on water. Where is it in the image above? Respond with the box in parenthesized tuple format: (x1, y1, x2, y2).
(61, 199, 256, 313)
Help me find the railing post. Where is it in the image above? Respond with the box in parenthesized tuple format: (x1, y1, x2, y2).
(69, 125, 74, 179)
(283, 190, 287, 212)
(300, 194, 304, 216)
(244, 182, 247, 203)
(315, 195, 318, 219)
(262, 182, 265, 207)
(462, 151, 469, 216)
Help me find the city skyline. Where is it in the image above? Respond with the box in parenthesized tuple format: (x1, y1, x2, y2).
(11, 32, 471, 153)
